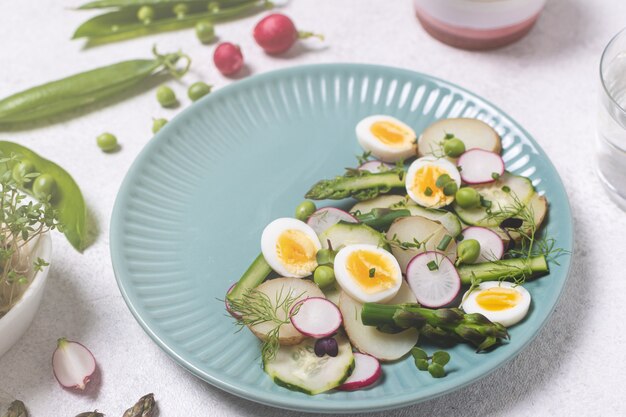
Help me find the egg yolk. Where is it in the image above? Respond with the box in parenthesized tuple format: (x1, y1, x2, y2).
(276, 230, 317, 275)
(411, 165, 452, 205)
(475, 287, 521, 311)
(370, 121, 411, 147)
(345, 250, 397, 293)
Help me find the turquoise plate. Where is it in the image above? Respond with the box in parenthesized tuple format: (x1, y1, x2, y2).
(110, 64, 572, 413)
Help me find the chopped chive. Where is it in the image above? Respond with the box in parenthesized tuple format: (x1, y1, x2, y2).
(427, 260, 438, 271)
(437, 235, 453, 251)
(444, 133, 455, 140)
(369, 267, 376, 278)
(436, 174, 451, 188)
(502, 185, 511, 193)
(492, 172, 501, 180)
(424, 186, 433, 196)
(480, 197, 492, 208)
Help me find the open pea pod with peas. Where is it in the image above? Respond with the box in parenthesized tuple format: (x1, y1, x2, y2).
(0, 142, 88, 252)
(73, 0, 270, 45)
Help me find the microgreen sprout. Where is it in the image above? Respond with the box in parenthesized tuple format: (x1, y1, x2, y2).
(411, 347, 450, 378)
(369, 268, 376, 278)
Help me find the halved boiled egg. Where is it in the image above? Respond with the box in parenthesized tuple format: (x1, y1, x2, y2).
(333, 244, 402, 303)
(261, 218, 321, 278)
(356, 115, 417, 163)
(405, 156, 461, 208)
(460, 281, 531, 327)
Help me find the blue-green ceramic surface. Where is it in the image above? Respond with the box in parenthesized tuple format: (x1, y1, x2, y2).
(110, 64, 572, 413)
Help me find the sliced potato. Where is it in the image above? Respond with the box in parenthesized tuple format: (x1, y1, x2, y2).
(248, 277, 324, 346)
(386, 216, 457, 274)
(339, 283, 418, 361)
(418, 118, 501, 158)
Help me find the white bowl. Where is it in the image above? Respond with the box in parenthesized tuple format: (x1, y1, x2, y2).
(0, 233, 52, 358)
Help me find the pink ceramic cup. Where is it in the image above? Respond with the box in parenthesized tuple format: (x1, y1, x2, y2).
(414, 0, 547, 50)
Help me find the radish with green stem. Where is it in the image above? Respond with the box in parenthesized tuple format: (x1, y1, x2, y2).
(253, 13, 323, 55)
(52, 338, 97, 390)
(405, 252, 460, 308)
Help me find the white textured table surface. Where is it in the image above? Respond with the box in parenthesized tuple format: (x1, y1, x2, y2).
(1, 0, 625, 415)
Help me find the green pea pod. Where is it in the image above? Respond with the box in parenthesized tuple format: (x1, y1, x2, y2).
(0, 141, 88, 252)
(0, 47, 190, 125)
(73, 0, 268, 45)
(78, 0, 247, 9)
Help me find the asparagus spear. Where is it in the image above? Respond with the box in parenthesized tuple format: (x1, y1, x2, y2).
(226, 253, 272, 303)
(361, 304, 509, 351)
(305, 169, 406, 201)
(2, 401, 27, 417)
(123, 394, 156, 417)
(75, 412, 104, 417)
(457, 256, 548, 285)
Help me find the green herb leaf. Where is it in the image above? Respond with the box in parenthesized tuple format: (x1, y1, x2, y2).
(369, 267, 376, 278)
(492, 172, 501, 180)
(411, 347, 428, 360)
(415, 358, 429, 371)
(435, 174, 451, 188)
(432, 351, 450, 366)
(428, 363, 446, 378)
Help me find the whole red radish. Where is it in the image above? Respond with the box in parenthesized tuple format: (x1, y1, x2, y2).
(213, 42, 244, 75)
(253, 13, 323, 55)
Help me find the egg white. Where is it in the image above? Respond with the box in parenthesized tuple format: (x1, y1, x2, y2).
(405, 156, 461, 208)
(356, 115, 417, 163)
(261, 218, 321, 278)
(460, 281, 531, 327)
(333, 244, 402, 303)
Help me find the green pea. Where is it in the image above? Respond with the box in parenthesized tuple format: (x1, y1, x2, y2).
(442, 181, 458, 196)
(195, 21, 215, 44)
(207, 1, 220, 12)
(97, 132, 118, 152)
(12, 160, 36, 185)
(316, 248, 336, 266)
(173, 3, 189, 18)
(156, 85, 177, 108)
(137, 6, 155, 24)
(32, 174, 57, 200)
(457, 239, 481, 265)
(455, 187, 481, 209)
(152, 118, 168, 134)
(443, 138, 465, 158)
(295, 200, 316, 221)
(188, 82, 212, 102)
(313, 265, 335, 289)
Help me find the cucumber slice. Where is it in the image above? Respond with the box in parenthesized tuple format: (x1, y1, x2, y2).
(453, 172, 534, 227)
(350, 195, 461, 236)
(490, 192, 548, 243)
(319, 221, 389, 251)
(263, 333, 355, 395)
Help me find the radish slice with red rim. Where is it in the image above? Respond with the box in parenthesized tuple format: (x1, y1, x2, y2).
(358, 160, 394, 173)
(225, 283, 242, 319)
(307, 207, 358, 235)
(457, 149, 505, 184)
(461, 226, 504, 263)
(406, 252, 460, 308)
(290, 297, 342, 338)
(338, 353, 382, 391)
(52, 338, 97, 390)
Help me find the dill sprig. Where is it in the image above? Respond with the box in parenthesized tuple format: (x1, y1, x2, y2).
(228, 286, 304, 361)
(383, 232, 434, 251)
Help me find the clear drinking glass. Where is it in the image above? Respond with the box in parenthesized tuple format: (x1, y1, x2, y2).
(598, 28, 626, 211)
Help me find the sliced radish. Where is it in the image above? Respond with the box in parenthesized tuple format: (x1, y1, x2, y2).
(457, 149, 505, 184)
(225, 283, 242, 319)
(307, 207, 358, 235)
(461, 226, 504, 263)
(290, 297, 342, 338)
(358, 160, 394, 173)
(406, 252, 460, 308)
(52, 338, 97, 390)
(338, 353, 382, 391)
